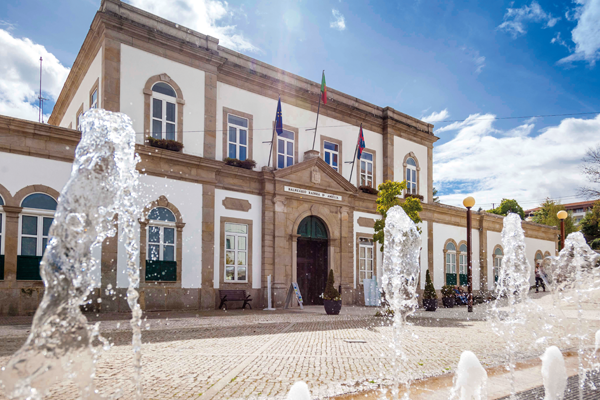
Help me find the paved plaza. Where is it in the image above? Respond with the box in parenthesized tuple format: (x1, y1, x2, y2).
(0, 292, 599, 399)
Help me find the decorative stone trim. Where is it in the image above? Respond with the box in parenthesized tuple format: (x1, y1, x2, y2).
(357, 217, 375, 228)
(271, 122, 299, 169)
(219, 216, 253, 288)
(143, 73, 185, 145)
(139, 195, 185, 287)
(320, 135, 343, 175)
(13, 185, 60, 207)
(442, 238, 458, 286)
(403, 152, 421, 197)
(356, 148, 377, 189)
(534, 250, 543, 265)
(222, 197, 252, 212)
(222, 107, 254, 162)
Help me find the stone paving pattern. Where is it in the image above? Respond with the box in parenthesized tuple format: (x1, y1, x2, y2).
(498, 371, 600, 400)
(0, 300, 599, 399)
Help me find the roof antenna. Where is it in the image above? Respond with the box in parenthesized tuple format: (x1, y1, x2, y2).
(38, 57, 48, 123)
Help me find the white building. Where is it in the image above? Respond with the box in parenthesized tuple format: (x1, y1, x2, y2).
(0, 0, 557, 315)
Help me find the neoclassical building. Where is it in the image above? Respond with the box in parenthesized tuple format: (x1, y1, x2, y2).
(0, 0, 557, 315)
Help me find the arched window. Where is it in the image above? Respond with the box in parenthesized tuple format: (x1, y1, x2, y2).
(151, 82, 177, 141)
(445, 241, 457, 285)
(18, 193, 57, 280)
(146, 206, 177, 281)
(493, 246, 503, 283)
(406, 157, 418, 195)
(535, 250, 543, 267)
(459, 243, 468, 286)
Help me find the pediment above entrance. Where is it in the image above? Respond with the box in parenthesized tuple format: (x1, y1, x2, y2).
(273, 156, 358, 196)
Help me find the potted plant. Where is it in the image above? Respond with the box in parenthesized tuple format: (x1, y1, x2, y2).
(322, 269, 342, 315)
(224, 157, 257, 170)
(422, 270, 438, 311)
(147, 136, 184, 152)
(359, 185, 378, 195)
(441, 285, 455, 308)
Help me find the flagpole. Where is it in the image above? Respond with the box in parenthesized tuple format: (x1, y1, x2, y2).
(267, 96, 279, 168)
(348, 140, 359, 185)
(312, 70, 324, 151)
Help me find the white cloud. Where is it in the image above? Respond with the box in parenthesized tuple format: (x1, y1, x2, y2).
(551, 32, 570, 49)
(127, 0, 258, 52)
(422, 109, 450, 124)
(498, 1, 559, 38)
(558, 0, 600, 66)
(330, 9, 346, 31)
(0, 29, 69, 122)
(433, 114, 600, 209)
(474, 54, 486, 74)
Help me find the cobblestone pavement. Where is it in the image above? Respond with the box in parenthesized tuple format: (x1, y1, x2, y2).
(0, 296, 599, 399)
(498, 371, 600, 400)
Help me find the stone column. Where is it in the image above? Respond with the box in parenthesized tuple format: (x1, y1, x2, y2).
(339, 206, 353, 305)
(2, 206, 21, 315)
(427, 220, 434, 289)
(201, 184, 216, 309)
(261, 167, 276, 306)
(382, 113, 395, 182)
(272, 196, 289, 307)
(101, 36, 120, 113)
(427, 146, 434, 204)
(100, 232, 119, 312)
(479, 214, 488, 295)
(203, 72, 218, 159)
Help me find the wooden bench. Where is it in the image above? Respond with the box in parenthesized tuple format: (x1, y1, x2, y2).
(218, 290, 252, 310)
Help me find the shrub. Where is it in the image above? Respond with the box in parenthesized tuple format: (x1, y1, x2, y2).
(359, 185, 378, 195)
(441, 285, 455, 298)
(224, 158, 256, 170)
(147, 136, 184, 152)
(404, 193, 424, 201)
(423, 270, 437, 300)
(322, 269, 341, 301)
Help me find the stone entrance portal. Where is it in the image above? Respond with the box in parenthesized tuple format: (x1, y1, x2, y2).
(296, 216, 329, 305)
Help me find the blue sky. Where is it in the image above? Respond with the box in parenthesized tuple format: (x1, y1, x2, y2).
(1, 0, 599, 209)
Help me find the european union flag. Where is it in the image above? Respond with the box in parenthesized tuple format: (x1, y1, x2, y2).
(275, 97, 283, 135)
(357, 124, 366, 160)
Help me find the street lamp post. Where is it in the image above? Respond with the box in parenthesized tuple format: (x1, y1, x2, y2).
(463, 196, 476, 313)
(557, 210, 568, 250)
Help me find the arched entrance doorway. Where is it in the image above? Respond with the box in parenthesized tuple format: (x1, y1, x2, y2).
(297, 216, 329, 305)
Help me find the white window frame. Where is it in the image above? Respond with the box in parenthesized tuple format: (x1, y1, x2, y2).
(227, 113, 249, 161)
(493, 250, 503, 281)
(445, 244, 456, 274)
(459, 245, 467, 275)
(90, 89, 98, 109)
(406, 158, 418, 195)
(18, 209, 55, 257)
(0, 205, 4, 257)
(146, 220, 176, 262)
(151, 91, 177, 141)
(360, 152, 374, 187)
(76, 112, 83, 131)
(224, 223, 248, 283)
(324, 141, 339, 172)
(359, 238, 374, 282)
(277, 130, 295, 169)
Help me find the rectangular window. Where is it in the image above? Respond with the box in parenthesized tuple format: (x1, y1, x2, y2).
(151, 95, 176, 141)
(360, 152, 374, 187)
(147, 225, 175, 262)
(20, 215, 53, 256)
(77, 112, 83, 131)
(227, 114, 249, 161)
(90, 89, 98, 109)
(359, 238, 374, 282)
(324, 141, 339, 171)
(446, 253, 456, 273)
(459, 253, 467, 275)
(224, 222, 248, 282)
(277, 130, 295, 169)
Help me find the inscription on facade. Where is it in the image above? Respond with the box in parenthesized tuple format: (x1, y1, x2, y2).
(284, 186, 342, 201)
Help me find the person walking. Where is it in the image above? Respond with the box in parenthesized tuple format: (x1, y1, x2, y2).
(535, 264, 546, 293)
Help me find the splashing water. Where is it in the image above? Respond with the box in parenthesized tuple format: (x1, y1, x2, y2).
(0, 109, 142, 399)
(491, 213, 533, 399)
(549, 232, 600, 398)
(541, 346, 567, 400)
(381, 206, 421, 399)
(449, 351, 487, 400)
(286, 382, 311, 400)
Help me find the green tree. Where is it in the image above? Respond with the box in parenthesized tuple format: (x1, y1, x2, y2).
(487, 199, 526, 220)
(423, 270, 437, 300)
(373, 180, 423, 251)
(432, 186, 441, 203)
(579, 201, 600, 249)
(323, 269, 341, 300)
(531, 198, 578, 247)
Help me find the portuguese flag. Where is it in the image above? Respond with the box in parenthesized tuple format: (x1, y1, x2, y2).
(320, 71, 327, 104)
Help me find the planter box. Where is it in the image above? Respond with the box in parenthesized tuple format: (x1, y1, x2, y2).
(442, 297, 455, 308)
(423, 298, 438, 312)
(324, 299, 342, 315)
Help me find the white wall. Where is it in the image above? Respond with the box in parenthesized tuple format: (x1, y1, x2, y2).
(486, 230, 502, 290)
(120, 44, 206, 157)
(432, 222, 480, 290)
(213, 189, 262, 289)
(393, 136, 429, 203)
(116, 176, 204, 288)
(60, 47, 102, 128)
(419, 221, 428, 289)
(216, 82, 382, 186)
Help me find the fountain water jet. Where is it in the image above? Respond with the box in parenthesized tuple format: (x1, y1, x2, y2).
(0, 109, 142, 399)
(381, 206, 421, 399)
(449, 351, 487, 400)
(540, 346, 567, 400)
